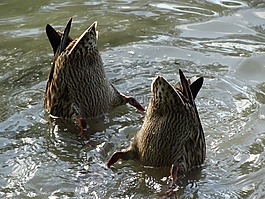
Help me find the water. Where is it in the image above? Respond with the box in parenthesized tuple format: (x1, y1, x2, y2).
(1, 0, 265, 198)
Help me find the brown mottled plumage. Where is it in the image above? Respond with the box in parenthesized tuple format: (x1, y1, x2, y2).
(44, 18, 144, 121)
(107, 69, 205, 186)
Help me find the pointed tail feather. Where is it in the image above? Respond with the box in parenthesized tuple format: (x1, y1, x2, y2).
(179, 69, 194, 104)
(46, 24, 61, 55)
(190, 77, 203, 99)
(58, 18, 73, 55)
(46, 20, 73, 55)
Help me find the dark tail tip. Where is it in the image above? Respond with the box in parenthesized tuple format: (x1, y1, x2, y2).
(46, 24, 61, 55)
(190, 77, 204, 99)
(179, 69, 193, 102)
(58, 18, 73, 55)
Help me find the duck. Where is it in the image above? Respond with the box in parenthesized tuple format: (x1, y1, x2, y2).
(107, 69, 205, 188)
(44, 18, 145, 132)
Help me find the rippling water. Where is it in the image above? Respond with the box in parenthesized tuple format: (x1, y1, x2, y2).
(1, 0, 265, 198)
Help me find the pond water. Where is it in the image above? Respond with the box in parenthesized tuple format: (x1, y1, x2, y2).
(1, 0, 265, 198)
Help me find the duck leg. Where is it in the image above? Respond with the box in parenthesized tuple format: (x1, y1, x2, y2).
(125, 96, 145, 112)
(170, 163, 179, 189)
(77, 116, 88, 141)
(107, 151, 125, 168)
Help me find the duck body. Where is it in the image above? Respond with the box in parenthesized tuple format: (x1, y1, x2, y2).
(108, 69, 205, 174)
(44, 18, 144, 120)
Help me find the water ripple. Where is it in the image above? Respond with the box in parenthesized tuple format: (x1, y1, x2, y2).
(150, 3, 218, 17)
(208, 0, 247, 8)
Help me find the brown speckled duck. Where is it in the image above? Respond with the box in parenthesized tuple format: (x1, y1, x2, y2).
(44, 18, 144, 129)
(107, 69, 205, 187)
